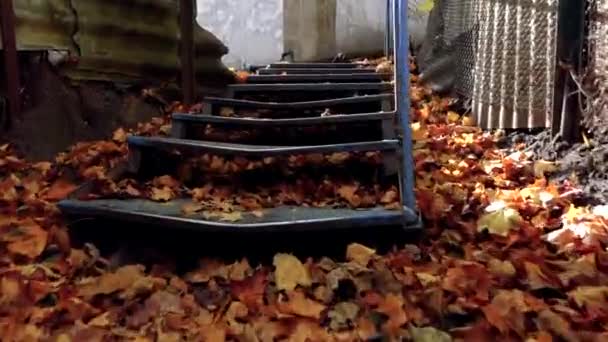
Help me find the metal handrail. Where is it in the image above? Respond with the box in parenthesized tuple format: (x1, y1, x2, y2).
(393, 0, 417, 211)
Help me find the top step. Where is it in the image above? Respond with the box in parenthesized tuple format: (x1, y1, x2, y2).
(258, 68, 377, 75)
(268, 62, 368, 69)
(244, 73, 391, 84)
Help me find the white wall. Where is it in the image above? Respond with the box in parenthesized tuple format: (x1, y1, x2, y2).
(196, 0, 283, 68)
(336, 0, 386, 55)
(196, 0, 428, 66)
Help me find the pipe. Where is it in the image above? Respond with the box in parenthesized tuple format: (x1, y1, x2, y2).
(0, 0, 20, 129)
(179, 0, 196, 106)
(393, 0, 417, 211)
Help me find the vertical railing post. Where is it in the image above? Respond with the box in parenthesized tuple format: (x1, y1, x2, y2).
(552, 0, 587, 143)
(179, 0, 196, 106)
(0, 0, 21, 129)
(394, 0, 417, 212)
(384, 0, 393, 57)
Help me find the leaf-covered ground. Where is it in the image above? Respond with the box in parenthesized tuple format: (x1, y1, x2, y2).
(1, 74, 608, 341)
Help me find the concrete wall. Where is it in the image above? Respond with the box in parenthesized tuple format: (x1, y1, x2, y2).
(197, 0, 429, 67)
(196, 0, 283, 68)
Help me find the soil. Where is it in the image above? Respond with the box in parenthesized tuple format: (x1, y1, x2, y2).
(499, 125, 608, 205)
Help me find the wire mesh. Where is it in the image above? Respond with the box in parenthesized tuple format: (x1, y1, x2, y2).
(420, 0, 559, 129)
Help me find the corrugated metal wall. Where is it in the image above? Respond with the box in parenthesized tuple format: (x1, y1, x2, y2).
(471, 0, 557, 130)
(1, 0, 230, 83)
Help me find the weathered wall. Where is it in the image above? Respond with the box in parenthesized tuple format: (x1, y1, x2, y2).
(197, 0, 283, 68)
(1, 0, 232, 161)
(197, 0, 429, 67)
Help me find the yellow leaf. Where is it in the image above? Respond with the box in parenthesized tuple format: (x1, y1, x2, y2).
(346, 243, 376, 266)
(462, 116, 475, 126)
(447, 111, 460, 123)
(569, 286, 608, 311)
(409, 325, 452, 342)
(273, 254, 311, 291)
(477, 203, 522, 236)
(418, 0, 435, 13)
(411, 122, 428, 141)
(488, 259, 516, 278)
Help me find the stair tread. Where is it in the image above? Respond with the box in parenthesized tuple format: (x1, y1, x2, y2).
(227, 82, 393, 92)
(200, 94, 392, 109)
(258, 68, 377, 75)
(59, 199, 420, 233)
(245, 73, 390, 83)
(172, 111, 394, 126)
(128, 136, 399, 156)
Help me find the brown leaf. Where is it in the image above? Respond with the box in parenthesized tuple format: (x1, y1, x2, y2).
(337, 184, 362, 207)
(45, 178, 78, 201)
(277, 290, 326, 319)
(4, 219, 48, 259)
(150, 187, 175, 202)
(376, 294, 408, 334)
(346, 243, 376, 266)
(77, 265, 160, 300)
(273, 253, 312, 291)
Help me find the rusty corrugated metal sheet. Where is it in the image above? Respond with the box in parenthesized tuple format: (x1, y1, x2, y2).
(1, 0, 230, 83)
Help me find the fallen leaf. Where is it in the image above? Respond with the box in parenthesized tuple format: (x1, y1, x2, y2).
(4, 220, 49, 259)
(346, 243, 376, 266)
(409, 325, 452, 342)
(477, 203, 522, 236)
(569, 286, 608, 316)
(273, 253, 312, 291)
(277, 290, 326, 319)
(328, 302, 360, 331)
(78, 265, 159, 300)
(45, 178, 78, 201)
(337, 184, 361, 207)
(488, 258, 516, 278)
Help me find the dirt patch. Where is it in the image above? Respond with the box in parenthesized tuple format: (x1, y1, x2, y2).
(500, 126, 608, 205)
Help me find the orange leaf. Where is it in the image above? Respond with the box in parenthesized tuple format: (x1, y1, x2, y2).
(376, 294, 408, 334)
(277, 290, 326, 319)
(45, 178, 78, 201)
(5, 220, 48, 259)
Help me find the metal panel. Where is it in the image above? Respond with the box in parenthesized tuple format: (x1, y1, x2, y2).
(1, 0, 229, 83)
(471, 0, 557, 129)
(585, 0, 608, 126)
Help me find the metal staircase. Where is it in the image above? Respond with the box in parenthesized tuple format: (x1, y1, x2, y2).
(58, 0, 421, 234)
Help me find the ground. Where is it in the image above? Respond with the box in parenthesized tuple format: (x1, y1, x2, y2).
(0, 69, 607, 341)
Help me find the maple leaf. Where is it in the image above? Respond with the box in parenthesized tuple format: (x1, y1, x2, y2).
(112, 127, 128, 143)
(524, 262, 559, 290)
(3, 219, 49, 259)
(328, 302, 360, 331)
(477, 202, 523, 236)
(487, 258, 516, 279)
(278, 290, 326, 319)
(337, 184, 362, 207)
(569, 286, 608, 316)
(44, 178, 78, 201)
(273, 254, 312, 291)
(376, 294, 408, 334)
(77, 265, 162, 300)
(409, 326, 452, 342)
(346, 243, 376, 266)
(149, 187, 175, 202)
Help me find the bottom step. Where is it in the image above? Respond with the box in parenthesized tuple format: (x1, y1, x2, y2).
(58, 198, 421, 233)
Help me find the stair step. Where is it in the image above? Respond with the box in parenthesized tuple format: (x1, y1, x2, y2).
(58, 199, 421, 233)
(244, 73, 391, 84)
(268, 62, 367, 69)
(228, 82, 393, 93)
(128, 136, 399, 158)
(199, 94, 392, 110)
(258, 68, 377, 75)
(172, 111, 393, 128)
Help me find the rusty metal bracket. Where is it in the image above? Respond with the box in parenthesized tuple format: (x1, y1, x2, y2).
(179, 0, 196, 106)
(0, 0, 20, 129)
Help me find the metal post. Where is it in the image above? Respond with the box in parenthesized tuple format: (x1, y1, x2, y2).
(179, 0, 196, 106)
(384, 0, 393, 57)
(0, 0, 20, 128)
(552, 0, 587, 143)
(393, 0, 417, 211)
